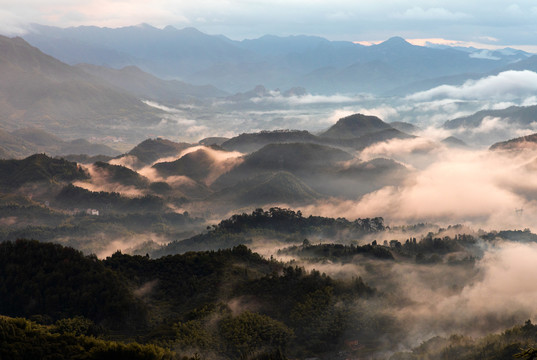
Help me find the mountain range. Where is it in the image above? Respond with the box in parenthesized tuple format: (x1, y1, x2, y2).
(0, 35, 164, 141)
(22, 24, 533, 94)
(0, 127, 119, 159)
(0, 112, 416, 212)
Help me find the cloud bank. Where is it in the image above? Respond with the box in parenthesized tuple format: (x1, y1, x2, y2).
(408, 71, 537, 101)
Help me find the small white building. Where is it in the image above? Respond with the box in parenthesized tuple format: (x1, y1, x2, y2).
(86, 209, 99, 216)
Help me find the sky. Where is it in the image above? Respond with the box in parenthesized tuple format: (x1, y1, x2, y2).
(1, 0, 537, 50)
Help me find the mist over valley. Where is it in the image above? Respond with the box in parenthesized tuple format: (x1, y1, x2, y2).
(3, 18, 537, 360)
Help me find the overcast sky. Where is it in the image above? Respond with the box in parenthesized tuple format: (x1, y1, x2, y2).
(1, 0, 537, 50)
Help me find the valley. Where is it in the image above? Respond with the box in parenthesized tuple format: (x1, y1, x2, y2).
(2, 20, 537, 360)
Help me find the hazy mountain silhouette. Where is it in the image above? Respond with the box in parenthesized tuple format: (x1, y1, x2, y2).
(0, 129, 39, 159)
(390, 121, 421, 134)
(0, 154, 87, 189)
(442, 136, 468, 148)
(0, 127, 119, 159)
(213, 171, 322, 206)
(0, 35, 163, 140)
(22, 25, 522, 94)
(320, 113, 394, 139)
(212, 142, 353, 190)
(77, 64, 227, 103)
(93, 161, 150, 189)
(126, 138, 192, 166)
(221, 130, 322, 153)
(24, 23, 254, 80)
(152, 148, 214, 183)
(490, 133, 537, 151)
(444, 105, 537, 130)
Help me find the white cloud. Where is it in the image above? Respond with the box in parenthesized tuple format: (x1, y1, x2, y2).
(408, 71, 537, 101)
(470, 116, 508, 134)
(300, 146, 537, 230)
(0, 9, 29, 35)
(469, 50, 500, 60)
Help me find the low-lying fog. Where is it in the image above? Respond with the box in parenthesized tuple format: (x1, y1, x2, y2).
(145, 70, 537, 147)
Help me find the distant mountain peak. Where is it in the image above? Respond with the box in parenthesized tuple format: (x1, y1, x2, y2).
(136, 23, 156, 29)
(378, 36, 412, 47)
(179, 27, 205, 36)
(320, 113, 393, 140)
(163, 25, 178, 32)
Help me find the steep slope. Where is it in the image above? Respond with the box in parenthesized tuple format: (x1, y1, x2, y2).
(0, 35, 163, 140)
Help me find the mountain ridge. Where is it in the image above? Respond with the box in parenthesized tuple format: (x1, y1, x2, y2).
(21, 24, 527, 94)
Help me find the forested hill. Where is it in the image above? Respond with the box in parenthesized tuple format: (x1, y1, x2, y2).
(1, 239, 377, 359)
(155, 207, 386, 255)
(3, 236, 537, 359)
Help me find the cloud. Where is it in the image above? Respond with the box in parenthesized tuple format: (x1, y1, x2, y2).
(177, 145, 244, 185)
(298, 146, 537, 230)
(0, 9, 28, 35)
(369, 240, 537, 344)
(359, 137, 439, 163)
(407, 71, 537, 101)
(9, 1, 190, 29)
(109, 155, 141, 170)
(250, 93, 371, 106)
(392, 7, 471, 21)
(137, 145, 244, 187)
(469, 116, 508, 134)
(468, 50, 500, 60)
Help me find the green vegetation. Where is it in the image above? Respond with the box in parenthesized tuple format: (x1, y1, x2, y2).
(127, 138, 191, 166)
(157, 207, 385, 255)
(55, 184, 166, 213)
(0, 239, 388, 359)
(93, 161, 150, 189)
(319, 113, 393, 140)
(391, 320, 537, 360)
(0, 203, 201, 255)
(153, 148, 214, 182)
(0, 154, 88, 189)
(0, 240, 147, 329)
(0, 316, 175, 360)
(213, 171, 322, 206)
(279, 242, 395, 261)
